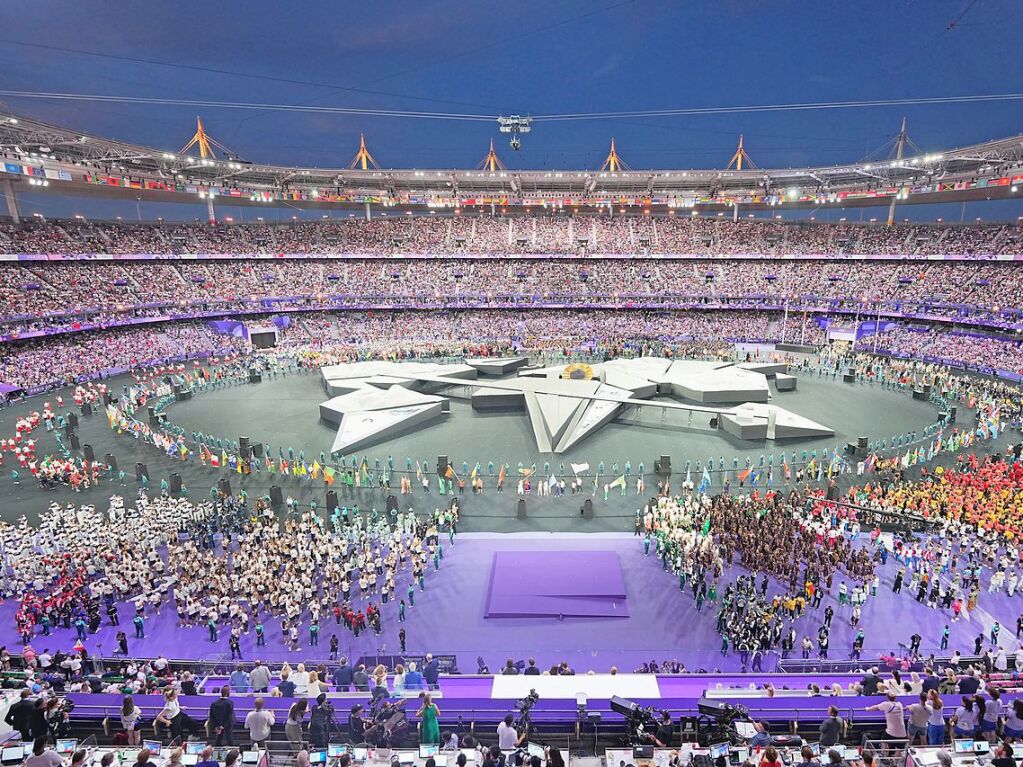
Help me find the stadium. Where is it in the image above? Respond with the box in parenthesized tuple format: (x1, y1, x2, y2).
(2, 4, 1023, 767)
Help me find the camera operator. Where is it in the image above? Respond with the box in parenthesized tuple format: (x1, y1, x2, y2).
(652, 711, 673, 747)
(498, 715, 524, 750)
(309, 694, 334, 749)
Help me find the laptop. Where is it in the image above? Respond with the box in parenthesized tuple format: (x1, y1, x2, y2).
(241, 752, 260, 764)
(185, 743, 207, 756)
(56, 740, 79, 755)
(1, 746, 24, 764)
(328, 745, 350, 759)
(144, 741, 163, 754)
(309, 752, 327, 765)
(420, 745, 440, 759)
(352, 748, 369, 762)
(182, 756, 199, 766)
(433, 758, 448, 767)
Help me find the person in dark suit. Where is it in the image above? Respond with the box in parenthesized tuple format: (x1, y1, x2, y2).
(333, 657, 354, 691)
(523, 658, 541, 676)
(501, 659, 519, 675)
(208, 686, 236, 746)
(423, 654, 440, 689)
(4, 690, 35, 740)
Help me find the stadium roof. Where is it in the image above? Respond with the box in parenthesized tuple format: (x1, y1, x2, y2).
(1, 112, 1022, 213)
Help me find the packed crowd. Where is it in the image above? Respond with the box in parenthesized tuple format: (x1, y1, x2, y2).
(2, 487, 451, 661)
(860, 327, 1023, 373)
(2, 218, 1020, 256)
(0, 310, 826, 391)
(0, 255, 1022, 332)
(0, 322, 246, 391)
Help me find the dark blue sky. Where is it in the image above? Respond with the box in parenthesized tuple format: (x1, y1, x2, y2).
(3, 0, 1023, 219)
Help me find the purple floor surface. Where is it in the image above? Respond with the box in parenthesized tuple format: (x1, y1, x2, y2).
(485, 550, 628, 618)
(2, 533, 1022, 674)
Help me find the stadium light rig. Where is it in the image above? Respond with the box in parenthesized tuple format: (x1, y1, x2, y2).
(497, 115, 532, 150)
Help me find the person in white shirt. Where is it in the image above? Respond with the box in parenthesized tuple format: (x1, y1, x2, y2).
(292, 663, 311, 696)
(497, 715, 521, 750)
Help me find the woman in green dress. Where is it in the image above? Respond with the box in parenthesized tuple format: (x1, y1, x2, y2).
(418, 693, 441, 744)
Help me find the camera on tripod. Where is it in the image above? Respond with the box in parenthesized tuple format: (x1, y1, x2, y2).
(514, 689, 540, 730)
(610, 696, 658, 745)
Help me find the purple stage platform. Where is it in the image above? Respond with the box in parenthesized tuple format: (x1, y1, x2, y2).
(485, 550, 628, 618)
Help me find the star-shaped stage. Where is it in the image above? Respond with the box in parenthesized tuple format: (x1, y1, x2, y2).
(318, 358, 832, 455)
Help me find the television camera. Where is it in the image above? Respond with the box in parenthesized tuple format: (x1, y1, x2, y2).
(695, 698, 752, 746)
(514, 689, 540, 732)
(610, 696, 659, 746)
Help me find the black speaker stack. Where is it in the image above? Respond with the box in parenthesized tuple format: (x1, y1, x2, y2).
(82, 444, 95, 462)
(269, 485, 283, 507)
(517, 499, 527, 520)
(170, 473, 182, 494)
(135, 462, 149, 481)
(437, 455, 449, 476)
(326, 490, 339, 512)
(105, 454, 118, 472)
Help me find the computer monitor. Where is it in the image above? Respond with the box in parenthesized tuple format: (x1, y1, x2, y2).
(1, 746, 24, 763)
(352, 748, 368, 762)
(56, 740, 78, 755)
(809, 744, 821, 757)
(420, 745, 440, 759)
(734, 722, 757, 740)
(241, 752, 260, 764)
(328, 745, 350, 758)
(953, 740, 975, 755)
(182, 756, 198, 766)
(433, 758, 448, 767)
(185, 743, 207, 755)
(309, 751, 327, 765)
(399, 754, 416, 764)
(710, 743, 730, 761)
(974, 742, 990, 754)
(731, 748, 749, 765)
(144, 741, 163, 754)
(842, 748, 859, 761)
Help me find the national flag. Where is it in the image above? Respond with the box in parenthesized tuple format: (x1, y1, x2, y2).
(498, 464, 506, 485)
(323, 467, 336, 485)
(737, 466, 752, 483)
(700, 517, 711, 536)
(685, 466, 692, 486)
(608, 474, 626, 490)
(311, 461, 321, 480)
(570, 462, 590, 475)
(221, 449, 228, 468)
(416, 461, 424, 483)
(782, 459, 791, 480)
(445, 464, 455, 480)
(470, 463, 478, 483)
(698, 467, 711, 495)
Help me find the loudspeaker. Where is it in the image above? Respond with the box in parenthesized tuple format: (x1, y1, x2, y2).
(517, 499, 527, 520)
(239, 437, 250, 457)
(248, 370, 262, 384)
(217, 477, 231, 495)
(582, 499, 594, 519)
(386, 495, 398, 513)
(845, 442, 857, 455)
(63, 423, 75, 438)
(104, 454, 118, 472)
(912, 389, 927, 401)
(709, 417, 718, 429)
(326, 490, 339, 512)
(82, 444, 95, 463)
(135, 462, 149, 481)
(81, 402, 92, 416)
(169, 473, 182, 494)
(147, 407, 156, 420)
(949, 406, 957, 423)
(655, 455, 671, 476)
(269, 485, 283, 507)
(68, 413, 79, 429)
(102, 392, 113, 406)
(858, 436, 868, 449)
(437, 455, 449, 476)
(69, 434, 80, 450)
(251, 442, 263, 459)
(172, 384, 182, 395)
(843, 373, 855, 383)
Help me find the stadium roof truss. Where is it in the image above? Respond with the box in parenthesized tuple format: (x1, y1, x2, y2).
(1, 112, 1022, 211)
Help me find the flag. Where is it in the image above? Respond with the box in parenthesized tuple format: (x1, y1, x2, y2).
(805, 458, 816, 476)
(311, 461, 321, 480)
(470, 464, 478, 483)
(737, 466, 752, 484)
(323, 467, 335, 486)
(698, 467, 711, 495)
(570, 462, 590, 475)
(548, 474, 557, 488)
(782, 459, 791, 480)
(416, 461, 424, 483)
(445, 464, 455, 480)
(608, 474, 626, 490)
(700, 517, 711, 536)
(221, 449, 229, 468)
(498, 464, 506, 485)
(685, 466, 692, 486)
(210, 452, 220, 468)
